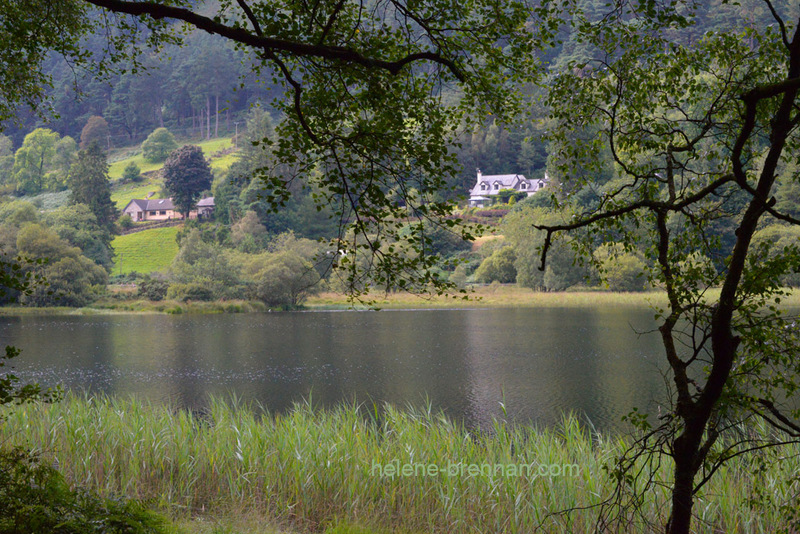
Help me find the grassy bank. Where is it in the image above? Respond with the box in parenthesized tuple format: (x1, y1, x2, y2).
(1, 395, 797, 533)
(308, 285, 800, 310)
(3, 286, 800, 316)
(307, 286, 672, 309)
(108, 137, 235, 180)
(112, 225, 182, 275)
(0, 299, 268, 316)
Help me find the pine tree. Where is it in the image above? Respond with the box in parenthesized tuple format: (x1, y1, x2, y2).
(67, 141, 117, 231)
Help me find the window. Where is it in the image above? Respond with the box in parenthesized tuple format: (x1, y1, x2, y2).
(159, 210, 166, 215)
(520, 182, 527, 189)
(493, 183, 499, 190)
(149, 211, 156, 216)
(480, 183, 487, 190)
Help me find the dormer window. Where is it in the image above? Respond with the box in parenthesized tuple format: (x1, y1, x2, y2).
(480, 183, 487, 191)
(520, 182, 527, 189)
(493, 183, 499, 190)
(538, 181, 544, 188)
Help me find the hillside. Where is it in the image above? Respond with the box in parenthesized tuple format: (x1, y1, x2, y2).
(109, 137, 237, 209)
(111, 225, 182, 275)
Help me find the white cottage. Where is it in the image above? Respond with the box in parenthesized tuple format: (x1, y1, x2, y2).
(121, 197, 215, 221)
(468, 169, 546, 207)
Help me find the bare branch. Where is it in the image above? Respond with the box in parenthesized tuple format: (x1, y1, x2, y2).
(235, 0, 263, 37)
(763, 0, 790, 50)
(757, 399, 800, 436)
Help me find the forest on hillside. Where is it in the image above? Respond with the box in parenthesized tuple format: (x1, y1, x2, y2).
(3, 0, 790, 194)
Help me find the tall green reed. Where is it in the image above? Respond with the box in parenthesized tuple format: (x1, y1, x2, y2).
(1, 394, 797, 533)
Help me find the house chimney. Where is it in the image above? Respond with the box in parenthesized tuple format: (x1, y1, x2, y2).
(476, 168, 482, 181)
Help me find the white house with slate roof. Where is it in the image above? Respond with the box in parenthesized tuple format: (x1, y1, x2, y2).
(122, 197, 215, 221)
(468, 169, 547, 207)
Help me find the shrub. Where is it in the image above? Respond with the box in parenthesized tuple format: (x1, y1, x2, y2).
(137, 276, 169, 301)
(0, 447, 169, 533)
(595, 244, 647, 292)
(474, 246, 517, 283)
(141, 128, 178, 163)
(167, 281, 214, 302)
(473, 209, 510, 218)
(247, 251, 321, 307)
(121, 161, 141, 183)
(118, 214, 134, 230)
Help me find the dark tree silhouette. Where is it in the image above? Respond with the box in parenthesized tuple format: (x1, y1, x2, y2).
(67, 141, 117, 231)
(162, 145, 212, 219)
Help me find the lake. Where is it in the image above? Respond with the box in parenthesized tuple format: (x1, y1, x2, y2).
(1, 307, 669, 432)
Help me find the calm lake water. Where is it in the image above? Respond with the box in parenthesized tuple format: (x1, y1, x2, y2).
(1, 308, 669, 432)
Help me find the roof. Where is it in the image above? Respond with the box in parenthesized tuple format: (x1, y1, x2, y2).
(470, 173, 527, 197)
(468, 171, 549, 200)
(124, 197, 215, 212)
(141, 198, 175, 211)
(124, 199, 148, 211)
(483, 174, 525, 186)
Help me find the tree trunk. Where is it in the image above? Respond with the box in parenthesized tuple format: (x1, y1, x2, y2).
(206, 95, 211, 139)
(215, 94, 219, 138)
(666, 428, 704, 534)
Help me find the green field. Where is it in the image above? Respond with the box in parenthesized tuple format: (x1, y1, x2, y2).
(108, 136, 236, 179)
(110, 178, 162, 209)
(111, 225, 181, 275)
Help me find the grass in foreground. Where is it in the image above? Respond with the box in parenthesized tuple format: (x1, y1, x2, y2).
(2, 394, 798, 533)
(111, 225, 182, 275)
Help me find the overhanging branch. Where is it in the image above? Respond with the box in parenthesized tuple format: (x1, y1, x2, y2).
(534, 174, 736, 270)
(82, 0, 466, 80)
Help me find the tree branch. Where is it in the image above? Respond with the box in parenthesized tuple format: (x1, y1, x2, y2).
(235, 0, 264, 38)
(82, 0, 466, 80)
(533, 174, 736, 271)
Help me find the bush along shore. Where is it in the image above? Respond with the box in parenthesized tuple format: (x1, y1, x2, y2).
(2, 394, 799, 533)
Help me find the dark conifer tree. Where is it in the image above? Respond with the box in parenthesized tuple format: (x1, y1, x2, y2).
(67, 141, 117, 231)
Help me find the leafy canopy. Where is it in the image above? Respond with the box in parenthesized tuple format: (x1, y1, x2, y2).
(162, 145, 213, 218)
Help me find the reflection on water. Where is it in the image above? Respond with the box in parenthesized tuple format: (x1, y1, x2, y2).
(0, 308, 668, 432)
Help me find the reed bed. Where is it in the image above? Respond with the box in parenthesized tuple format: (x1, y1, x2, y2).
(308, 287, 800, 311)
(306, 287, 673, 310)
(1, 395, 797, 533)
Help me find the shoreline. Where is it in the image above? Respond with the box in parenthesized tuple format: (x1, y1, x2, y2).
(1, 286, 798, 315)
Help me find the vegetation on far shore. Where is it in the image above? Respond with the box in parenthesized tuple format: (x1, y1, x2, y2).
(306, 286, 675, 309)
(2, 286, 800, 315)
